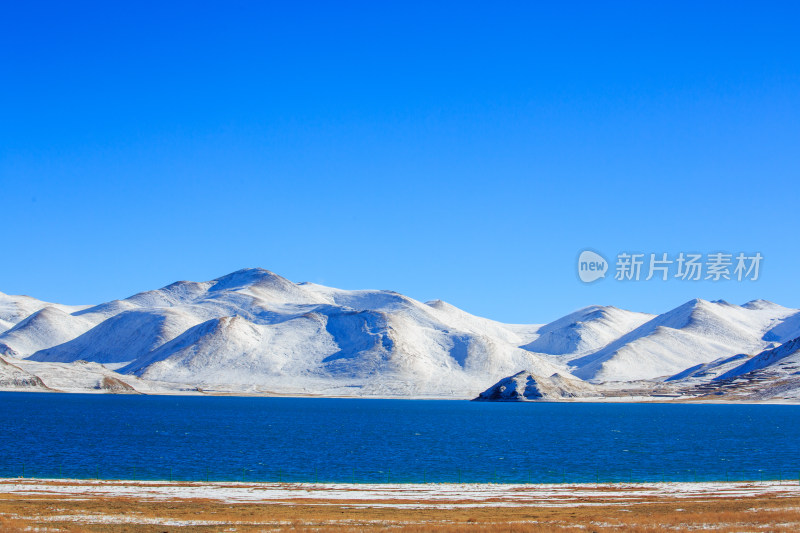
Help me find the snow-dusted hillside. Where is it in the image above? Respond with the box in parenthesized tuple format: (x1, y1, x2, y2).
(0, 291, 88, 335)
(715, 337, 800, 382)
(664, 353, 753, 385)
(1, 356, 194, 394)
(20, 269, 567, 397)
(1, 269, 799, 399)
(475, 371, 599, 401)
(520, 306, 654, 357)
(479, 335, 800, 403)
(0, 307, 94, 358)
(568, 299, 796, 382)
(659, 337, 800, 402)
(0, 356, 47, 390)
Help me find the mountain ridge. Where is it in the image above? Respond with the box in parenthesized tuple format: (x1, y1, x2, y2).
(1, 268, 799, 400)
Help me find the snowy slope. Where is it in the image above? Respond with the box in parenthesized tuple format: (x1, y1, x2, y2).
(520, 306, 654, 357)
(658, 337, 800, 402)
(715, 337, 800, 381)
(7, 357, 191, 394)
(762, 310, 800, 344)
(0, 356, 47, 390)
(29, 308, 209, 368)
(117, 287, 567, 396)
(0, 291, 87, 334)
(0, 307, 94, 358)
(2, 269, 799, 398)
(569, 299, 797, 382)
(664, 353, 753, 384)
(16, 269, 566, 397)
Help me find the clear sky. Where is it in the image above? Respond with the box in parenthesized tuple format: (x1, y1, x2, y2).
(1, 1, 799, 323)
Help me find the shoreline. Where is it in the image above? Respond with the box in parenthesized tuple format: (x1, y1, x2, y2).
(3, 477, 800, 488)
(2, 387, 799, 404)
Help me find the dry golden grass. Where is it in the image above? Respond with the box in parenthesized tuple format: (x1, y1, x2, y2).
(1, 481, 799, 532)
(0, 516, 27, 532)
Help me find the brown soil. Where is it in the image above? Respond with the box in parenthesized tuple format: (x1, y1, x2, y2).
(1, 480, 799, 532)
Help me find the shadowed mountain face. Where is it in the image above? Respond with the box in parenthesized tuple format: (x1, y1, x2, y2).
(1, 268, 798, 397)
(10, 269, 565, 396)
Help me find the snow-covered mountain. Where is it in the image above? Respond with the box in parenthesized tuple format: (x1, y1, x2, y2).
(479, 335, 800, 403)
(715, 337, 800, 382)
(658, 336, 800, 402)
(520, 305, 654, 357)
(1, 269, 799, 399)
(0, 291, 88, 336)
(568, 299, 796, 382)
(18, 269, 566, 397)
(0, 307, 94, 358)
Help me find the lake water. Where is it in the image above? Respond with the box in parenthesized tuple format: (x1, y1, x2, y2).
(1, 392, 798, 484)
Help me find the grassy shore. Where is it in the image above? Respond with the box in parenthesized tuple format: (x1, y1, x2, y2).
(1, 478, 799, 531)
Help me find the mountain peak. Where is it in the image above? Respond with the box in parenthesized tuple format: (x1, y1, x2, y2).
(210, 268, 290, 292)
(742, 299, 782, 310)
(426, 299, 454, 310)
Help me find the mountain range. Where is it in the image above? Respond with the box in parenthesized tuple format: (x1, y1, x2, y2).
(1, 268, 799, 401)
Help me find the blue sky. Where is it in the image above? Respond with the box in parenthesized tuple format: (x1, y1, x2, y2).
(1, 1, 799, 323)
